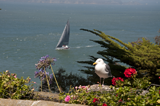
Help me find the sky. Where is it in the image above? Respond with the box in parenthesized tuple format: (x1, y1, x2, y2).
(0, 0, 159, 5)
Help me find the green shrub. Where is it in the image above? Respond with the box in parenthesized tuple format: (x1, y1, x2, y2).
(59, 82, 160, 106)
(0, 70, 34, 99)
(59, 68, 160, 106)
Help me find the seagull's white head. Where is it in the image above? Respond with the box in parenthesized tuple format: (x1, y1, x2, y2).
(93, 58, 104, 65)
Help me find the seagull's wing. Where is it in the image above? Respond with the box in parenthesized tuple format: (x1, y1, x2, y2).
(105, 64, 111, 72)
(105, 64, 112, 77)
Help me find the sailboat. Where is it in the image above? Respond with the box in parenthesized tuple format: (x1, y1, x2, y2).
(55, 20, 70, 50)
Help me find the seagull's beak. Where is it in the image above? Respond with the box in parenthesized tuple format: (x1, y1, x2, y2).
(93, 62, 97, 65)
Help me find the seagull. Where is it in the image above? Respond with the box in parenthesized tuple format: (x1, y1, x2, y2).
(93, 58, 113, 85)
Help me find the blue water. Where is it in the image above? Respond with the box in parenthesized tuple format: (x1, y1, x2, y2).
(0, 2, 160, 87)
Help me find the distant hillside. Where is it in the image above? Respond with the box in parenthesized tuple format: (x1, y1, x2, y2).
(0, 0, 159, 5)
(0, 0, 141, 5)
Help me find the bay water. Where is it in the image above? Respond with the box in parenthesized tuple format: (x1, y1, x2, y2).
(0, 2, 160, 88)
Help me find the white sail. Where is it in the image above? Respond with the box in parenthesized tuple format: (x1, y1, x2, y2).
(56, 20, 70, 50)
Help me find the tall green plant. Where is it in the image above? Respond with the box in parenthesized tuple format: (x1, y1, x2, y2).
(35, 55, 61, 93)
(0, 70, 34, 99)
(78, 29, 160, 84)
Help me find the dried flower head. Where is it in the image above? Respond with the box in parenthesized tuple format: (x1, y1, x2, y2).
(35, 55, 56, 70)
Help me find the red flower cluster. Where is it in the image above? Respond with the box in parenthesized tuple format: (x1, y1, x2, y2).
(118, 99, 122, 102)
(102, 103, 107, 106)
(124, 68, 137, 78)
(93, 98, 99, 103)
(112, 77, 124, 86)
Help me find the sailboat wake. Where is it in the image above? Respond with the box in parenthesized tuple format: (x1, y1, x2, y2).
(70, 45, 99, 49)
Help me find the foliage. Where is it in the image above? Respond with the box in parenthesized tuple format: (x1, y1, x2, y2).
(59, 84, 160, 106)
(40, 68, 94, 93)
(59, 68, 160, 106)
(155, 29, 160, 45)
(0, 70, 34, 99)
(78, 29, 160, 84)
(113, 68, 151, 89)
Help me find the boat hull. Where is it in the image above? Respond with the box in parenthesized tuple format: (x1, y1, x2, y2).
(55, 47, 69, 50)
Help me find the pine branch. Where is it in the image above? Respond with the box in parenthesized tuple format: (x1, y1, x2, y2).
(79, 28, 160, 84)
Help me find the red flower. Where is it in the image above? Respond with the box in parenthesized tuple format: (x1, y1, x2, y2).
(124, 68, 137, 78)
(112, 77, 124, 86)
(102, 103, 107, 106)
(159, 77, 160, 79)
(117, 77, 124, 81)
(112, 77, 116, 85)
(93, 98, 99, 103)
(118, 99, 122, 102)
(116, 93, 118, 97)
(159, 90, 160, 94)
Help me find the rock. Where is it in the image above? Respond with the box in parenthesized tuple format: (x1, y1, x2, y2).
(0, 91, 87, 106)
(88, 84, 149, 96)
(139, 90, 149, 95)
(33, 92, 60, 102)
(0, 98, 86, 106)
(88, 84, 112, 92)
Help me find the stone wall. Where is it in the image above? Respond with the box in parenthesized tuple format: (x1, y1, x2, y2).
(0, 98, 87, 106)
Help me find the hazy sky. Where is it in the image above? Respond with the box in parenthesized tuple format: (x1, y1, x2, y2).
(0, 0, 159, 5)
